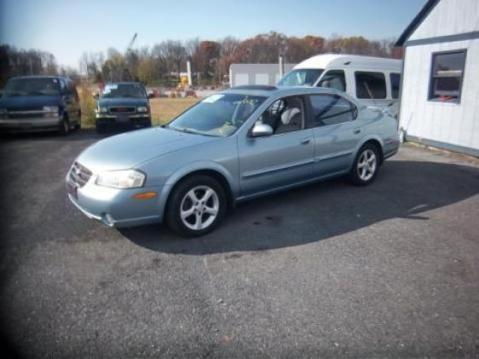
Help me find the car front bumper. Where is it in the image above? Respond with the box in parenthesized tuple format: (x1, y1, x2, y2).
(0, 116, 62, 132)
(96, 114, 151, 131)
(66, 174, 167, 228)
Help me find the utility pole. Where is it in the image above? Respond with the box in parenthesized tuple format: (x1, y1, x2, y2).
(186, 60, 192, 87)
(278, 56, 284, 78)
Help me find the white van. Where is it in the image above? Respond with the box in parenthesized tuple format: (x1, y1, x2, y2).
(278, 54, 402, 115)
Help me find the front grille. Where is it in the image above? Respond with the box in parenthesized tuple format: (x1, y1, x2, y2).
(109, 107, 135, 114)
(7, 106, 43, 112)
(8, 112, 44, 119)
(69, 162, 92, 188)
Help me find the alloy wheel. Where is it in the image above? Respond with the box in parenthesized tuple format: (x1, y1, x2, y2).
(179, 185, 219, 231)
(357, 149, 377, 181)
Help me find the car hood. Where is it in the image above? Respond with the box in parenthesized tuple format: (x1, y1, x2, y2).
(0, 95, 61, 110)
(76, 127, 218, 172)
(98, 98, 148, 107)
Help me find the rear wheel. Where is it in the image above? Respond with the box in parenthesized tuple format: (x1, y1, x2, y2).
(349, 143, 380, 186)
(166, 175, 227, 237)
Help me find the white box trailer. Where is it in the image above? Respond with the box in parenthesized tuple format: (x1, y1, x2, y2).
(229, 63, 296, 87)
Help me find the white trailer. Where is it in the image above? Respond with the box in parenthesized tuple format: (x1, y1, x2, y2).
(229, 63, 296, 87)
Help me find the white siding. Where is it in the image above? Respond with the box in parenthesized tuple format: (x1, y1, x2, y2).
(255, 73, 269, 85)
(229, 63, 296, 87)
(410, 0, 479, 40)
(234, 73, 249, 86)
(400, 38, 479, 151)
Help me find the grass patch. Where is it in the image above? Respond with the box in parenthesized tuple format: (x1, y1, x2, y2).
(79, 84, 96, 128)
(150, 98, 199, 126)
(78, 93, 198, 129)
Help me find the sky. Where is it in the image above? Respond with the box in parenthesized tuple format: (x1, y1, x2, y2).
(0, 0, 426, 69)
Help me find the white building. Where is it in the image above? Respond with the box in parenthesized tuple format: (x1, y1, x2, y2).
(229, 63, 296, 87)
(396, 0, 479, 156)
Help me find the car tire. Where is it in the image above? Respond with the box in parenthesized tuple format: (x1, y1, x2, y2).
(166, 175, 227, 237)
(349, 143, 380, 186)
(59, 117, 70, 135)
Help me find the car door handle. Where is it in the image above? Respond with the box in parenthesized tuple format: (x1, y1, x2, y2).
(353, 128, 361, 134)
(300, 138, 311, 145)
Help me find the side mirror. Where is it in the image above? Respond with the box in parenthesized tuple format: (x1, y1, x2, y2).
(92, 92, 99, 100)
(352, 106, 358, 119)
(251, 122, 273, 137)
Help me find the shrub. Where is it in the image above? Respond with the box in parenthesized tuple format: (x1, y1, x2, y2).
(78, 82, 96, 128)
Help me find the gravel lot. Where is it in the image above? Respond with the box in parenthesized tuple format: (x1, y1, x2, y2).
(0, 131, 478, 358)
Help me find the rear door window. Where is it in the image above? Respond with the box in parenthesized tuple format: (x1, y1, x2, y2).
(309, 94, 355, 126)
(355, 72, 386, 99)
(317, 70, 346, 92)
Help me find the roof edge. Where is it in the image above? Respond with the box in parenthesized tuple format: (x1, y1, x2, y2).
(395, 0, 441, 47)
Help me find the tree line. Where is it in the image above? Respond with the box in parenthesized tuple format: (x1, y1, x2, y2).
(1, 32, 403, 88)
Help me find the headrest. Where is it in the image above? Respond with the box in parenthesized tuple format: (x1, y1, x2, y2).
(281, 107, 301, 125)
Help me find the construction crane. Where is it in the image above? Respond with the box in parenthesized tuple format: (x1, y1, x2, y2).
(126, 33, 137, 54)
(122, 33, 137, 81)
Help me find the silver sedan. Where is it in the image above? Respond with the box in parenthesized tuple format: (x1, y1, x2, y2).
(66, 86, 399, 237)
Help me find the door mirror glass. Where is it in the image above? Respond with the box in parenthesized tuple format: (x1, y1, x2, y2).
(251, 121, 273, 137)
(352, 106, 358, 119)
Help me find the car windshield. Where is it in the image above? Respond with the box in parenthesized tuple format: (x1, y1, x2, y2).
(278, 69, 324, 86)
(101, 83, 146, 98)
(168, 93, 266, 137)
(2, 78, 61, 97)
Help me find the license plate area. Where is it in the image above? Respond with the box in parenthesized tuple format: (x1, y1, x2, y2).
(116, 114, 130, 123)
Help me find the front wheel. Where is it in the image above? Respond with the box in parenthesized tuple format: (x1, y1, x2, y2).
(166, 175, 227, 237)
(349, 144, 380, 186)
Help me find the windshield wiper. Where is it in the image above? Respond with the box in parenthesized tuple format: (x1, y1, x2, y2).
(171, 127, 218, 137)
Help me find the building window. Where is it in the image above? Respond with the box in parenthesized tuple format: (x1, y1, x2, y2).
(390, 73, 401, 99)
(355, 72, 387, 99)
(429, 50, 466, 103)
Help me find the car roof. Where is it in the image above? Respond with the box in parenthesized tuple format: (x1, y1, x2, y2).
(294, 53, 402, 71)
(222, 85, 355, 101)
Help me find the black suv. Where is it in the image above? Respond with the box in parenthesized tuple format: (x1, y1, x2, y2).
(0, 76, 81, 134)
(95, 82, 151, 133)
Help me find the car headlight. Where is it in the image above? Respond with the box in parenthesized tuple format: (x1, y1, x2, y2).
(43, 106, 59, 113)
(95, 169, 146, 189)
(96, 107, 108, 114)
(137, 106, 149, 113)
